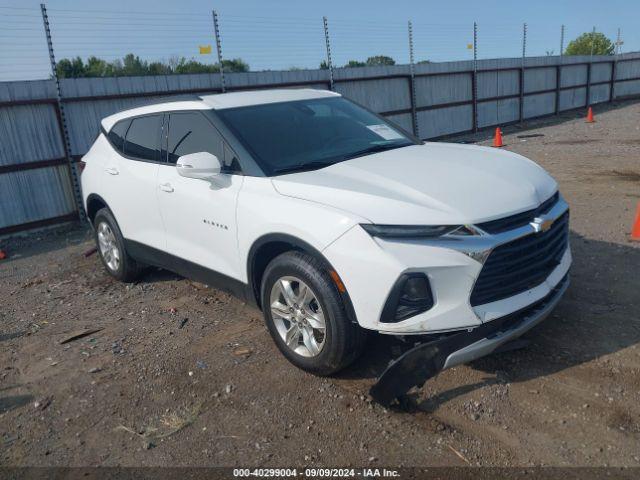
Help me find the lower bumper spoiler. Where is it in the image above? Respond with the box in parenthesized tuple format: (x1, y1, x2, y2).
(369, 274, 569, 407)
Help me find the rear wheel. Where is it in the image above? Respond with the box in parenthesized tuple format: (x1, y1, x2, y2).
(94, 208, 141, 282)
(261, 251, 366, 375)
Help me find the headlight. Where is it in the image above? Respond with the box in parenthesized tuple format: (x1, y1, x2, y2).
(360, 224, 479, 238)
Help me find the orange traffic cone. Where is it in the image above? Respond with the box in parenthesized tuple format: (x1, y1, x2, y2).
(493, 127, 503, 147)
(631, 203, 640, 241)
(586, 107, 595, 123)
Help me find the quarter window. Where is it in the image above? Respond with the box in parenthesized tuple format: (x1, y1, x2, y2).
(107, 119, 130, 153)
(124, 115, 162, 161)
(167, 112, 224, 165)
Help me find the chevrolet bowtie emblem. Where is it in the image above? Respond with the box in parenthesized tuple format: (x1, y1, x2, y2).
(531, 216, 554, 233)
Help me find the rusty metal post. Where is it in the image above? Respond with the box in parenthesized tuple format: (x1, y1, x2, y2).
(323, 16, 334, 91)
(41, 3, 85, 222)
(472, 22, 478, 133)
(408, 20, 419, 137)
(555, 25, 565, 114)
(586, 26, 596, 107)
(519, 23, 527, 123)
(611, 28, 621, 102)
(212, 10, 226, 93)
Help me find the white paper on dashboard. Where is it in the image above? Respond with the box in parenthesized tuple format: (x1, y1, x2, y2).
(366, 124, 404, 140)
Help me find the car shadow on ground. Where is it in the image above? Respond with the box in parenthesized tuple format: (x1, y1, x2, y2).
(337, 230, 640, 412)
(0, 224, 89, 265)
(0, 394, 34, 415)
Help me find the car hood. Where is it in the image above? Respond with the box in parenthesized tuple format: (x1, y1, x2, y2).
(271, 143, 558, 225)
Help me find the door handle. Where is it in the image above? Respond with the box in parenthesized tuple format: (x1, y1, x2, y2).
(104, 167, 119, 175)
(159, 182, 174, 193)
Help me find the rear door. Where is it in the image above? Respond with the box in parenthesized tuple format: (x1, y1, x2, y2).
(156, 111, 244, 280)
(102, 114, 166, 251)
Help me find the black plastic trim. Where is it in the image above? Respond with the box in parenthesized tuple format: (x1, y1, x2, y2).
(380, 272, 434, 323)
(247, 233, 358, 323)
(124, 239, 255, 305)
(85, 193, 110, 225)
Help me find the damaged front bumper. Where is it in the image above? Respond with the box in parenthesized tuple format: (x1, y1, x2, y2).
(369, 273, 570, 406)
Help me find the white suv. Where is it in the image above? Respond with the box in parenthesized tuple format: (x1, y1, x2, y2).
(81, 88, 571, 377)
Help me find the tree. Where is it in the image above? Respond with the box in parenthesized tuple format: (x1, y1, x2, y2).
(319, 60, 329, 69)
(220, 58, 249, 73)
(344, 60, 366, 68)
(565, 32, 614, 56)
(120, 54, 148, 76)
(56, 56, 86, 78)
(365, 55, 395, 66)
(53, 53, 250, 78)
(147, 61, 172, 76)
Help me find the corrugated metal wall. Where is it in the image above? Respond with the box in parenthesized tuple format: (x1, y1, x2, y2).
(1, 52, 640, 233)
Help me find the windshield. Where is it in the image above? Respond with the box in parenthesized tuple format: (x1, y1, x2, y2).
(216, 96, 416, 176)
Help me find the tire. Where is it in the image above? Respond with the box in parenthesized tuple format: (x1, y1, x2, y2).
(261, 251, 367, 375)
(93, 208, 141, 283)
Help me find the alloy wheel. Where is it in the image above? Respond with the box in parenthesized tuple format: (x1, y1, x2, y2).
(97, 222, 121, 272)
(270, 276, 326, 357)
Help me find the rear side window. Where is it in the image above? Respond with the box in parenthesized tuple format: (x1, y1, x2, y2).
(167, 112, 223, 165)
(124, 115, 162, 161)
(107, 119, 130, 153)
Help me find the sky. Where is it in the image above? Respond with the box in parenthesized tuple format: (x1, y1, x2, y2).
(0, 0, 637, 81)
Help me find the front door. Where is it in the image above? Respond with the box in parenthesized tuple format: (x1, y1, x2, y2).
(156, 111, 244, 280)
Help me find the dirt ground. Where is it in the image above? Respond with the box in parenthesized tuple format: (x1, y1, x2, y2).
(1, 100, 639, 468)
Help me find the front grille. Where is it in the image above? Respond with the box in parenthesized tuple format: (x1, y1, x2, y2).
(477, 192, 559, 234)
(470, 210, 569, 306)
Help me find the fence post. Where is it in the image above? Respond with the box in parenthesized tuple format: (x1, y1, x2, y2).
(472, 22, 478, 133)
(555, 24, 565, 114)
(40, 3, 85, 223)
(323, 16, 335, 91)
(407, 20, 419, 137)
(212, 10, 226, 93)
(610, 28, 621, 102)
(586, 26, 595, 107)
(519, 23, 527, 124)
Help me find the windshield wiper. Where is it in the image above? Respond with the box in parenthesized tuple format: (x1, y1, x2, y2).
(272, 142, 412, 175)
(272, 161, 335, 175)
(339, 142, 412, 161)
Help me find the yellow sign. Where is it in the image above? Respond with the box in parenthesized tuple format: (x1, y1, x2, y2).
(199, 45, 212, 55)
(467, 43, 473, 50)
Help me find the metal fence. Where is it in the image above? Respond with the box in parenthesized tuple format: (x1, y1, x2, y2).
(1, 4, 640, 235)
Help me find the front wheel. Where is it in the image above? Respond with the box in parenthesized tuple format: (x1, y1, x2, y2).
(261, 251, 366, 375)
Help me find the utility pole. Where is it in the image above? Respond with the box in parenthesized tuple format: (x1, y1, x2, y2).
(323, 16, 334, 91)
(611, 28, 622, 102)
(407, 20, 419, 137)
(472, 22, 478, 133)
(555, 24, 565, 114)
(586, 26, 596, 107)
(212, 10, 226, 93)
(41, 3, 85, 222)
(520, 23, 527, 123)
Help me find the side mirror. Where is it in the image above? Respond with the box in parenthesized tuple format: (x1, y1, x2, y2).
(176, 152, 221, 180)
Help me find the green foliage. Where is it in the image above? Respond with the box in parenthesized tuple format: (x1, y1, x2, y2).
(220, 58, 249, 72)
(344, 60, 366, 68)
(416, 60, 431, 64)
(339, 56, 397, 68)
(55, 54, 249, 78)
(319, 60, 329, 69)
(365, 55, 395, 66)
(565, 32, 614, 56)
